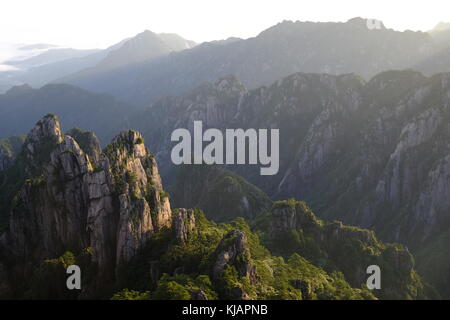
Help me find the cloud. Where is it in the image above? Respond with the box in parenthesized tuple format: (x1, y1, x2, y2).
(0, 42, 60, 66)
(0, 64, 18, 72)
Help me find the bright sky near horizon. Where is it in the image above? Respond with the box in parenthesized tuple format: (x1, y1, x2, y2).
(0, 0, 449, 49)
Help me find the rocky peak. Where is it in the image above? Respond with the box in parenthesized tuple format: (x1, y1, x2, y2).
(23, 114, 62, 153)
(173, 208, 196, 244)
(270, 200, 380, 246)
(6, 130, 92, 263)
(268, 199, 421, 299)
(271, 200, 320, 234)
(2, 115, 172, 280)
(104, 130, 171, 264)
(20, 114, 64, 175)
(110, 130, 147, 158)
(213, 230, 252, 275)
(106, 129, 163, 195)
(97, 30, 194, 72)
(66, 128, 101, 163)
(431, 22, 450, 33)
(25, 114, 63, 146)
(212, 230, 258, 299)
(50, 135, 93, 177)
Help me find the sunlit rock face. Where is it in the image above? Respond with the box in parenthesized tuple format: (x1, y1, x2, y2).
(1, 115, 171, 278)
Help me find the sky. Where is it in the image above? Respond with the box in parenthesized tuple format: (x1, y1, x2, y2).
(0, 0, 449, 50)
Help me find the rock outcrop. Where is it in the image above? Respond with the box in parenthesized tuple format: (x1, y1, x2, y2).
(0, 115, 172, 282)
(173, 208, 196, 244)
(66, 128, 102, 163)
(269, 199, 426, 299)
(105, 130, 172, 264)
(189, 289, 208, 300)
(212, 230, 258, 299)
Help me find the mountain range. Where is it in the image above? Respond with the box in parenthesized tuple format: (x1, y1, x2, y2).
(0, 83, 135, 143)
(0, 115, 436, 299)
(0, 31, 195, 94)
(56, 18, 450, 105)
(1, 17, 450, 300)
(3, 17, 450, 106)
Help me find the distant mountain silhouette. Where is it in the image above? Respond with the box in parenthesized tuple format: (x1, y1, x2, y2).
(5, 48, 100, 68)
(0, 31, 195, 94)
(0, 83, 135, 143)
(59, 17, 438, 105)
